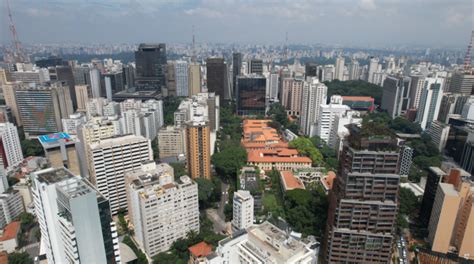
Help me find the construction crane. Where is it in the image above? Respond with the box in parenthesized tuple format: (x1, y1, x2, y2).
(463, 30, 473, 71)
(5, 0, 29, 63)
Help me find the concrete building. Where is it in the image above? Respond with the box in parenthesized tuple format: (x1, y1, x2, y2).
(315, 95, 350, 144)
(426, 121, 451, 151)
(87, 135, 152, 214)
(367, 57, 379, 84)
(419, 167, 447, 228)
(232, 53, 243, 97)
(61, 113, 87, 135)
(247, 148, 312, 171)
(329, 110, 362, 150)
(0, 122, 23, 172)
(2, 83, 21, 126)
(175, 60, 189, 97)
(232, 190, 254, 232)
(324, 125, 401, 263)
(157, 126, 186, 159)
(15, 82, 74, 136)
(188, 63, 201, 96)
(38, 132, 81, 176)
(300, 77, 328, 136)
(206, 58, 228, 103)
(249, 59, 263, 75)
(449, 72, 474, 95)
(409, 74, 426, 109)
(134, 43, 167, 92)
(0, 221, 20, 253)
(185, 121, 211, 179)
(281, 78, 304, 116)
(238, 167, 262, 212)
(208, 221, 319, 264)
(381, 75, 411, 118)
(236, 75, 266, 116)
(0, 191, 23, 229)
(267, 73, 279, 101)
(31, 167, 120, 264)
(79, 117, 121, 146)
(348, 60, 360, 80)
(126, 162, 199, 257)
(427, 173, 474, 260)
(416, 77, 444, 130)
(334, 56, 345, 81)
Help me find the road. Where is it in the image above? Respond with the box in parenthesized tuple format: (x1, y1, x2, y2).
(218, 182, 229, 219)
(395, 235, 410, 264)
(206, 209, 228, 234)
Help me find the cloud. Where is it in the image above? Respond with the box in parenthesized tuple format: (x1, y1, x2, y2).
(359, 0, 376, 11)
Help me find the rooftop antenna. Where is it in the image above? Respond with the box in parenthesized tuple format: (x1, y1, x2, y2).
(284, 31, 288, 62)
(463, 30, 473, 71)
(5, 0, 28, 63)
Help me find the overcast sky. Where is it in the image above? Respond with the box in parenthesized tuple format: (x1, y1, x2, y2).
(0, 0, 472, 47)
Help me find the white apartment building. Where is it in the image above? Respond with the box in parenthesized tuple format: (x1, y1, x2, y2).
(316, 95, 350, 144)
(126, 162, 199, 257)
(426, 120, 451, 152)
(330, 111, 362, 150)
(232, 190, 254, 232)
(61, 113, 87, 135)
(335, 56, 345, 81)
(367, 57, 379, 84)
(207, 221, 319, 264)
(31, 167, 120, 264)
(416, 77, 445, 130)
(0, 122, 23, 173)
(87, 135, 152, 214)
(0, 191, 24, 229)
(300, 77, 328, 136)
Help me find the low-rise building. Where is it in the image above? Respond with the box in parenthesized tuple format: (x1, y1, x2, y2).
(247, 149, 312, 171)
(0, 191, 24, 229)
(232, 190, 254, 232)
(0, 221, 20, 253)
(279, 171, 305, 191)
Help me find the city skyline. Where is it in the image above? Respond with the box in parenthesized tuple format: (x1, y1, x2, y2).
(0, 0, 472, 47)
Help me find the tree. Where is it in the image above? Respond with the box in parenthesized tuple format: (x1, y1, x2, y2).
(267, 103, 289, 127)
(170, 163, 187, 177)
(289, 137, 324, 166)
(151, 138, 160, 161)
(163, 96, 185, 126)
(325, 79, 384, 105)
(123, 235, 148, 264)
(390, 117, 422, 134)
(7, 176, 19, 187)
(195, 178, 220, 209)
(153, 252, 180, 264)
(8, 252, 33, 264)
(19, 212, 35, 229)
(21, 138, 44, 157)
(212, 145, 247, 181)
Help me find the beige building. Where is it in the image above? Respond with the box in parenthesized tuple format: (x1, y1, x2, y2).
(126, 162, 199, 256)
(188, 63, 201, 96)
(2, 83, 21, 126)
(75, 85, 91, 112)
(157, 126, 186, 159)
(79, 117, 120, 146)
(39, 132, 81, 176)
(185, 121, 211, 179)
(281, 78, 304, 116)
(428, 171, 474, 260)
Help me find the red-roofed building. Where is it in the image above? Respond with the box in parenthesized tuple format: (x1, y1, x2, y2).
(279, 171, 305, 191)
(247, 149, 312, 171)
(188, 241, 213, 264)
(321, 171, 337, 194)
(0, 221, 20, 253)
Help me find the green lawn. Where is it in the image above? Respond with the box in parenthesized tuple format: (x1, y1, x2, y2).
(263, 193, 285, 217)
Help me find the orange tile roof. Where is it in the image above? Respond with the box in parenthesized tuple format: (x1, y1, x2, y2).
(280, 171, 305, 190)
(0, 251, 7, 264)
(322, 171, 336, 190)
(0, 221, 20, 241)
(341, 96, 374, 102)
(247, 149, 312, 163)
(188, 241, 213, 258)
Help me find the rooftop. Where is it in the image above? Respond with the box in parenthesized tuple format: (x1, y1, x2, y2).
(429, 167, 447, 176)
(34, 167, 76, 185)
(247, 149, 312, 164)
(0, 221, 20, 241)
(280, 171, 305, 190)
(321, 171, 336, 191)
(341, 96, 374, 102)
(38, 132, 75, 148)
(188, 241, 213, 258)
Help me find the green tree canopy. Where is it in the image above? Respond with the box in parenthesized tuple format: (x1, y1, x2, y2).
(8, 252, 33, 264)
(212, 145, 247, 181)
(325, 80, 383, 105)
(289, 137, 324, 166)
(390, 117, 422, 134)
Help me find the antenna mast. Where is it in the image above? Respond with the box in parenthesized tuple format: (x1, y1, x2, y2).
(192, 25, 196, 63)
(463, 30, 473, 71)
(5, 0, 28, 63)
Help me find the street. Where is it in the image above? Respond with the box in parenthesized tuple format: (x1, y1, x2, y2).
(395, 235, 409, 264)
(218, 182, 229, 219)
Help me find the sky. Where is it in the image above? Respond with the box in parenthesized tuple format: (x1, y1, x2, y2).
(0, 0, 473, 47)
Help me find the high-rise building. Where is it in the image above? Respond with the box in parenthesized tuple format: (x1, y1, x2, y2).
(305, 63, 318, 78)
(15, 82, 74, 136)
(31, 167, 120, 264)
(87, 135, 152, 214)
(232, 190, 254, 231)
(348, 60, 360, 80)
(324, 125, 400, 263)
(281, 78, 304, 116)
(416, 77, 444, 130)
(232, 53, 242, 97)
(249, 59, 263, 75)
(0, 191, 23, 229)
(188, 63, 201, 96)
(367, 57, 379, 84)
(206, 58, 228, 103)
(122, 63, 135, 90)
(426, 121, 451, 151)
(48, 66, 77, 110)
(315, 95, 350, 144)
(89, 67, 102, 98)
(175, 60, 189, 97)
(381, 75, 411, 118)
(75, 85, 90, 112)
(134, 43, 167, 92)
(38, 132, 81, 176)
(0, 122, 23, 172)
(236, 75, 266, 116)
(125, 162, 199, 256)
(335, 56, 345, 81)
(2, 83, 21, 126)
(408, 74, 425, 110)
(103, 71, 124, 98)
(300, 77, 328, 136)
(267, 73, 279, 101)
(157, 126, 186, 159)
(185, 121, 211, 179)
(419, 167, 447, 228)
(427, 170, 474, 260)
(449, 72, 474, 95)
(165, 62, 177, 96)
